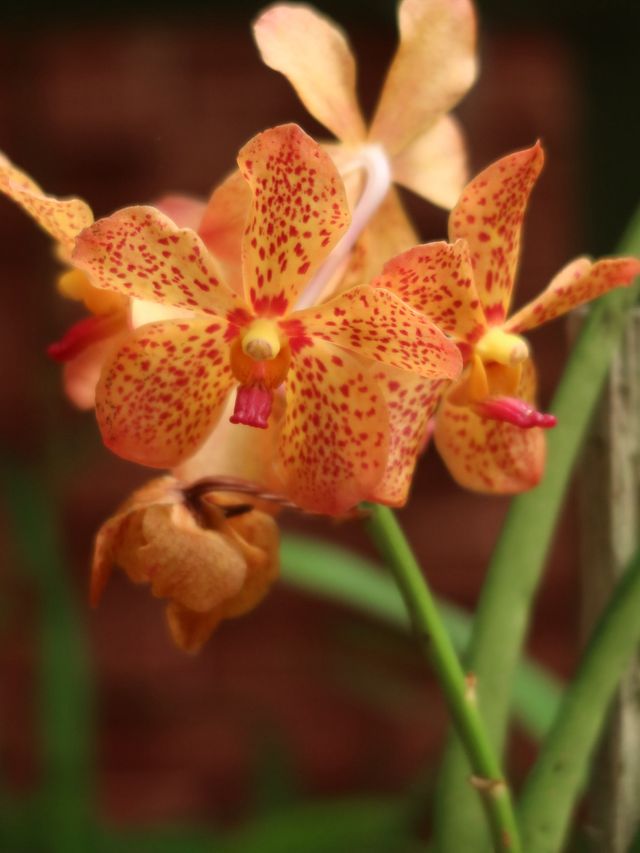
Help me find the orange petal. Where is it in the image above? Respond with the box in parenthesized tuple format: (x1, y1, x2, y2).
(435, 358, 546, 493)
(72, 205, 249, 319)
(165, 603, 226, 653)
(278, 341, 389, 514)
(290, 285, 462, 380)
(96, 319, 235, 468)
(90, 476, 180, 605)
(0, 152, 93, 256)
(370, 367, 447, 506)
(369, 0, 477, 157)
(391, 115, 469, 209)
(449, 143, 544, 323)
(217, 505, 280, 617)
(253, 5, 366, 144)
(237, 124, 351, 315)
(197, 169, 251, 297)
(62, 323, 130, 410)
(136, 503, 247, 611)
(154, 194, 206, 230)
(505, 256, 640, 334)
(372, 239, 486, 344)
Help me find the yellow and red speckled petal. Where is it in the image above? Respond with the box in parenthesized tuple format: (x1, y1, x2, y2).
(371, 239, 486, 345)
(370, 366, 447, 506)
(369, 0, 477, 158)
(237, 124, 351, 316)
(72, 205, 250, 320)
(449, 143, 544, 323)
(198, 169, 252, 297)
(288, 285, 462, 380)
(392, 115, 469, 210)
(0, 152, 93, 256)
(435, 358, 546, 493)
(96, 318, 235, 469)
(277, 341, 389, 515)
(253, 5, 366, 145)
(505, 256, 640, 334)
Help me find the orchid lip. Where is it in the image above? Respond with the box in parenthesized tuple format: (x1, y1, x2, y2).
(473, 396, 557, 429)
(230, 385, 272, 429)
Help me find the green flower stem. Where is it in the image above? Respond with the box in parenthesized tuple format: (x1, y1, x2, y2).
(363, 503, 522, 853)
(280, 535, 563, 742)
(518, 547, 640, 852)
(434, 205, 640, 852)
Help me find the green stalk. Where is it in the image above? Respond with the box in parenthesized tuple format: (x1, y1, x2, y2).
(280, 535, 563, 741)
(518, 548, 640, 852)
(364, 504, 522, 853)
(434, 205, 640, 851)
(1, 460, 94, 852)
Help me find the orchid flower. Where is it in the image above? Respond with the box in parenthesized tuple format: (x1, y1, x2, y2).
(92, 477, 279, 652)
(0, 152, 213, 408)
(71, 124, 462, 514)
(374, 143, 640, 493)
(253, 0, 477, 283)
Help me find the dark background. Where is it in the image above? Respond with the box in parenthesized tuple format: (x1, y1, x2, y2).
(0, 0, 637, 847)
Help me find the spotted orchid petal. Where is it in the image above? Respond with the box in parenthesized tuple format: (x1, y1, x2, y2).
(253, 5, 366, 145)
(277, 341, 389, 514)
(450, 143, 544, 324)
(0, 152, 93, 256)
(290, 285, 462, 380)
(198, 169, 252, 296)
(372, 239, 486, 346)
(435, 358, 546, 493)
(96, 318, 236, 468)
(371, 367, 446, 506)
(391, 115, 469, 209)
(63, 331, 129, 411)
(72, 205, 250, 319)
(369, 0, 477, 158)
(505, 256, 640, 334)
(238, 124, 351, 316)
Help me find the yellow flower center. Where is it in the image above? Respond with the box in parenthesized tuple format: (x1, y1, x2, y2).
(475, 327, 529, 366)
(241, 318, 281, 361)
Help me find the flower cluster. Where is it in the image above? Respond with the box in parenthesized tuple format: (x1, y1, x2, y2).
(1, 0, 637, 649)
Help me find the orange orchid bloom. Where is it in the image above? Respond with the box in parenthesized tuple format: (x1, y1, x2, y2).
(374, 143, 640, 493)
(254, 0, 476, 209)
(92, 477, 279, 652)
(253, 0, 477, 282)
(0, 152, 215, 408)
(71, 124, 462, 514)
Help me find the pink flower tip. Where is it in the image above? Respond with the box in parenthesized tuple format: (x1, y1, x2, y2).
(473, 396, 557, 429)
(230, 385, 272, 429)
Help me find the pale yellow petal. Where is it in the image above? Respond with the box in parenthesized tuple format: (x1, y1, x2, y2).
(253, 4, 366, 144)
(370, 0, 477, 157)
(391, 115, 469, 209)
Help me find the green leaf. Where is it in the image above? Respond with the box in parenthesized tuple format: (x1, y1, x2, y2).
(280, 535, 562, 741)
(518, 547, 640, 851)
(0, 458, 95, 852)
(220, 797, 408, 853)
(433, 203, 640, 851)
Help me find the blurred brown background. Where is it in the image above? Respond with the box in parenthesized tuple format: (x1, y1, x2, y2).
(0, 0, 638, 846)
